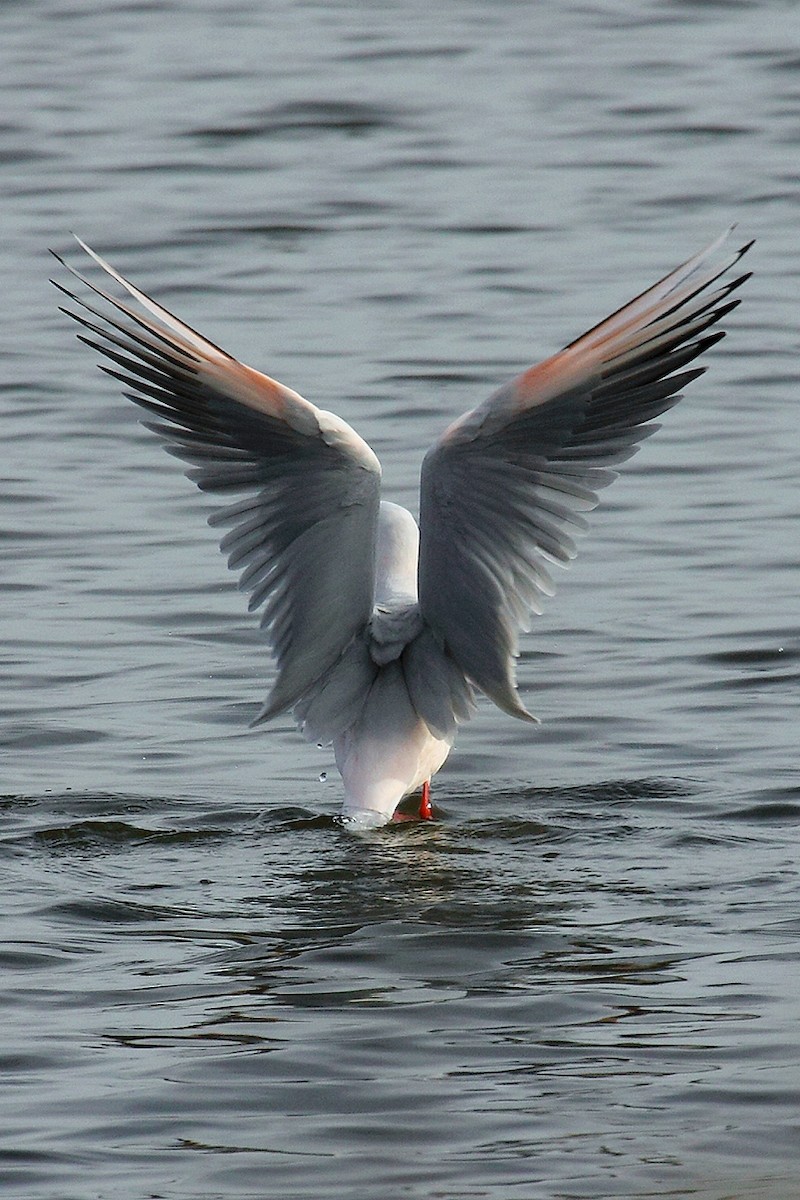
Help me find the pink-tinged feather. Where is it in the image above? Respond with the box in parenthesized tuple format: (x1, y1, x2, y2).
(65, 238, 383, 457)
(73, 236, 234, 361)
(506, 231, 750, 416)
(560, 227, 734, 354)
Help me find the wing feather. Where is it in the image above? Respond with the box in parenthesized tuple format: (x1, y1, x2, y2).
(418, 232, 752, 719)
(53, 240, 382, 721)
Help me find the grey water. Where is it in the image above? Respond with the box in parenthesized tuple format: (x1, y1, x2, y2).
(2, 1, 799, 1197)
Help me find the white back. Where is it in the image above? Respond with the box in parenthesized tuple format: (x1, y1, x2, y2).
(374, 502, 419, 608)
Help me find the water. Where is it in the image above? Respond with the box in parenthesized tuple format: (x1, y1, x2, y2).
(2, 1, 799, 1196)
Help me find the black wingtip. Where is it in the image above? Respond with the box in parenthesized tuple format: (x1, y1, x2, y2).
(730, 270, 753, 293)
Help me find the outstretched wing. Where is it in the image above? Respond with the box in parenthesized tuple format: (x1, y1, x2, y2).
(53, 239, 382, 722)
(418, 230, 752, 720)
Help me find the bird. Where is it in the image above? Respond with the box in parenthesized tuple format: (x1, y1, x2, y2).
(52, 231, 752, 827)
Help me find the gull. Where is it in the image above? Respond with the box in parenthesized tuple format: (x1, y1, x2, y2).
(52, 232, 751, 827)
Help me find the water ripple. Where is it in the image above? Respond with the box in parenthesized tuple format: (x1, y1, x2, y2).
(2, 0, 799, 1196)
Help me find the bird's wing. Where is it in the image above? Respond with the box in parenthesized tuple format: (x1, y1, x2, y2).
(418, 230, 752, 720)
(53, 239, 382, 722)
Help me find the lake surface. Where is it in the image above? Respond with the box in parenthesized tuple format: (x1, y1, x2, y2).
(1, 1, 799, 1197)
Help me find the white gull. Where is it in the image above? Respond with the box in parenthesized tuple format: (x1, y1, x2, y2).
(52, 232, 752, 827)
